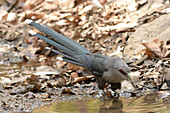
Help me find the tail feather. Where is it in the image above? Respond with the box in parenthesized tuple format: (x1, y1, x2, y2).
(29, 31, 76, 57)
(29, 29, 85, 67)
(50, 48, 78, 61)
(49, 48, 83, 65)
(62, 57, 83, 66)
(26, 20, 93, 67)
(26, 20, 90, 54)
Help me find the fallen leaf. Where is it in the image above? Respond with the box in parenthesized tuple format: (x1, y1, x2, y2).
(142, 39, 164, 59)
(58, 0, 75, 10)
(18, 44, 40, 60)
(34, 65, 60, 76)
(70, 72, 79, 79)
(62, 87, 76, 95)
(73, 76, 94, 83)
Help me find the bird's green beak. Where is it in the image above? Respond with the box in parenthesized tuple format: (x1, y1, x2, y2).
(126, 73, 131, 79)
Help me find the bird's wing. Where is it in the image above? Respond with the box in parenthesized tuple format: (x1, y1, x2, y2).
(80, 53, 109, 76)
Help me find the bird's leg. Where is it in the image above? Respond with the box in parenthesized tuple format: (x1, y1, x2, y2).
(111, 83, 121, 97)
(102, 89, 105, 96)
(95, 76, 107, 97)
(114, 90, 120, 98)
(102, 89, 106, 101)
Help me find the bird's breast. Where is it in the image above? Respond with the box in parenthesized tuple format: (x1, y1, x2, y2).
(102, 69, 126, 83)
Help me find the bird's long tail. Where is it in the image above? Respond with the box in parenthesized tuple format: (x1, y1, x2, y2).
(25, 19, 90, 66)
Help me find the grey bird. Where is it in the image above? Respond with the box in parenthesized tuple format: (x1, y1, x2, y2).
(25, 19, 131, 92)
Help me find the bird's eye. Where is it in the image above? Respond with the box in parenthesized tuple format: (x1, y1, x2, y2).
(119, 69, 127, 75)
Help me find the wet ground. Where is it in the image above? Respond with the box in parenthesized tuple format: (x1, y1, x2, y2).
(33, 94, 170, 113)
(0, 40, 170, 112)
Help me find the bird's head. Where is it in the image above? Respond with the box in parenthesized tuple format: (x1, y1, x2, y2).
(111, 57, 131, 80)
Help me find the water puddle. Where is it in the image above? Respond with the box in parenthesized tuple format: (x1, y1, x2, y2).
(33, 94, 170, 113)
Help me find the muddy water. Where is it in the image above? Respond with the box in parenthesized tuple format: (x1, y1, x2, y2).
(33, 94, 170, 113)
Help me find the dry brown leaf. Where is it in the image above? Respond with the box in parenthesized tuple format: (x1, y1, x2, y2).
(130, 71, 141, 80)
(79, 5, 93, 15)
(142, 39, 164, 59)
(165, 50, 170, 58)
(18, 44, 40, 60)
(58, 0, 75, 10)
(56, 20, 70, 25)
(114, 0, 138, 12)
(70, 72, 79, 79)
(26, 12, 45, 20)
(62, 88, 76, 95)
(41, 2, 58, 10)
(34, 65, 59, 76)
(0, 10, 8, 21)
(122, 32, 128, 43)
(67, 63, 82, 70)
(99, 0, 107, 5)
(23, 0, 43, 10)
(163, 45, 170, 58)
(56, 61, 67, 70)
(27, 75, 42, 92)
(73, 76, 94, 83)
(98, 22, 137, 32)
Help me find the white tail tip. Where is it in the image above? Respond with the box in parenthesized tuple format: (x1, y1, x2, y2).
(28, 30, 37, 35)
(45, 47, 50, 50)
(25, 19, 33, 24)
(56, 57, 63, 61)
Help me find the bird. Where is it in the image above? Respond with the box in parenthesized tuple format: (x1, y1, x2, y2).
(25, 19, 131, 94)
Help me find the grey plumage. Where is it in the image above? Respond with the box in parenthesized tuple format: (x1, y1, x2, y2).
(26, 19, 130, 91)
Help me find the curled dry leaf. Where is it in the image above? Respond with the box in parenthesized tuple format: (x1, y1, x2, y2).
(142, 39, 164, 59)
(67, 63, 83, 70)
(72, 76, 94, 83)
(70, 72, 79, 79)
(62, 87, 76, 95)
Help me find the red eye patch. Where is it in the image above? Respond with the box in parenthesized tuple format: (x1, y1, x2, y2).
(119, 69, 127, 75)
